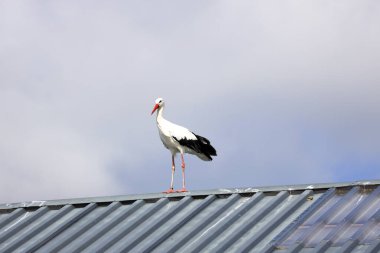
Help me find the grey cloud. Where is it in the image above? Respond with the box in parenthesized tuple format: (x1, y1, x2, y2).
(0, 0, 379, 203)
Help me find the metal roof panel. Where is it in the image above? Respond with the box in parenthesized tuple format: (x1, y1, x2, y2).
(1, 180, 380, 252)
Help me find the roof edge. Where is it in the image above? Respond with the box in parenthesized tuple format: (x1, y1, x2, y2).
(1, 179, 379, 210)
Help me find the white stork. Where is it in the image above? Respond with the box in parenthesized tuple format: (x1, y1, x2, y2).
(151, 97, 217, 193)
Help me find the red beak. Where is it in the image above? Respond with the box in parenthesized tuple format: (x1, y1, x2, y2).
(151, 104, 159, 115)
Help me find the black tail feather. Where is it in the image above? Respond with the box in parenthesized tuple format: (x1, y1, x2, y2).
(173, 133, 217, 160)
(194, 134, 217, 158)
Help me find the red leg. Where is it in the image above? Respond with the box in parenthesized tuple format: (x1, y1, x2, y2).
(163, 155, 176, 194)
(177, 153, 188, 192)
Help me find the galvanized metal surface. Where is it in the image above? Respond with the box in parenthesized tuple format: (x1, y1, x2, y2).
(0, 180, 380, 253)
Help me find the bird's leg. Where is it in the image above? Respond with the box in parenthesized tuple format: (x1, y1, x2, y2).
(171, 155, 175, 190)
(177, 153, 188, 192)
(163, 155, 176, 194)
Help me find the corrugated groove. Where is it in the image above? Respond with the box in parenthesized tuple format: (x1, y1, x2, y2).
(1, 205, 75, 253)
(137, 195, 217, 253)
(25, 202, 98, 253)
(266, 187, 336, 253)
(0, 208, 26, 228)
(87, 197, 169, 253)
(365, 239, 380, 253)
(186, 191, 286, 253)
(44, 202, 121, 252)
(337, 205, 380, 253)
(0, 206, 49, 245)
(114, 196, 194, 252)
(165, 193, 241, 253)
(207, 192, 266, 252)
(312, 186, 380, 253)
(337, 239, 359, 253)
(65, 199, 144, 253)
(182, 193, 261, 253)
(286, 186, 360, 253)
(237, 190, 312, 253)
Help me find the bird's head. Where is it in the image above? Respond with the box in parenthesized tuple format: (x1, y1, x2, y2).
(151, 97, 164, 115)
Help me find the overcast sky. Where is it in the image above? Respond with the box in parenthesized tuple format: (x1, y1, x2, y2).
(1, 0, 379, 204)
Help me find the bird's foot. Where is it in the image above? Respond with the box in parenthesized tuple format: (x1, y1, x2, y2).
(176, 188, 188, 193)
(163, 188, 176, 194)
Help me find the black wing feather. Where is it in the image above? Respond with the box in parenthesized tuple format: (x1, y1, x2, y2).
(173, 133, 217, 160)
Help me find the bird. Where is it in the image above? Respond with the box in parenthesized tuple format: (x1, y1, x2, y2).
(151, 97, 217, 193)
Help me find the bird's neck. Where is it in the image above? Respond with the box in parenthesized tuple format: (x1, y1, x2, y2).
(156, 106, 165, 123)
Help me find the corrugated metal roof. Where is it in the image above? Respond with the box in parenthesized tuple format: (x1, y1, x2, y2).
(1, 180, 380, 253)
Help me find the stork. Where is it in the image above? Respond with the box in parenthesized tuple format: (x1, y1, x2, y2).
(151, 98, 217, 193)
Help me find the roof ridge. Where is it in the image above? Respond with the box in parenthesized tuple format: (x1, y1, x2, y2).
(1, 179, 379, 210)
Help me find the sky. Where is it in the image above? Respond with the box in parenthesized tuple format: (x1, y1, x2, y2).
(1, 0, 380, 204)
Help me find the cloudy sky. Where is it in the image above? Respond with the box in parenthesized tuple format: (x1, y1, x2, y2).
(1, 0, 379, 204)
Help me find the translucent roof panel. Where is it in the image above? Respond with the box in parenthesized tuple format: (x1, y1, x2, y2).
(274, 185, 380, 250)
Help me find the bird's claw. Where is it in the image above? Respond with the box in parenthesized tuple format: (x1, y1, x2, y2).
(176, 188, 188, 193)
(163, 189, 176, 194)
